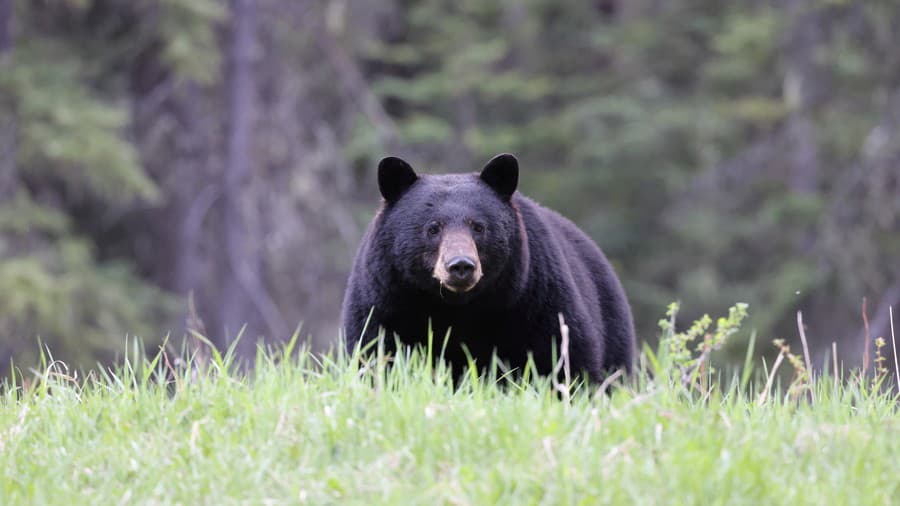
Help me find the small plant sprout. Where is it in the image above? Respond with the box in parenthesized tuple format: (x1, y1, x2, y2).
(657, 302, 749, 391)
(772, 338, 810, 400)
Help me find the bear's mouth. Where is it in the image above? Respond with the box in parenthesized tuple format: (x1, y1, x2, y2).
(441, 279, 479, 294)
(434, 279, 481, 306)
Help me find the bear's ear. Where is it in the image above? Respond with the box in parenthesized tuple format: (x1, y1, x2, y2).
(480, 153, 518, 199)
(378, 156, 418, 203)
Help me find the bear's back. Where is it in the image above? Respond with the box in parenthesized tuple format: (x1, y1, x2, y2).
(513, 195, 636, 373)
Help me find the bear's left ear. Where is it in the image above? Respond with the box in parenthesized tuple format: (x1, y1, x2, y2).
(378, 156, 418, 203)
(480, 153, 518, 199)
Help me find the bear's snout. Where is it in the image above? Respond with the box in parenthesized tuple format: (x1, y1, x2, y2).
(446, 256, 477, 285)
(433, 229, 482, 292)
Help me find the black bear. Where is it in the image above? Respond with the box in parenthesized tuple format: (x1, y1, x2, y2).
(341, 154, 636, 381)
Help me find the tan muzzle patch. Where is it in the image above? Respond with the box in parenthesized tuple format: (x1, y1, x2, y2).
(432, 229, 483, 292)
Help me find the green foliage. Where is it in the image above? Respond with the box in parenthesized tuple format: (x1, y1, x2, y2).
(7, 44, 157, 202)
(0, 0, 221, 373)
(0, 215, 179, 369)
(656, 302, 749, 387)
(158, 0, 226, 84)
(0, 193, 68, 235)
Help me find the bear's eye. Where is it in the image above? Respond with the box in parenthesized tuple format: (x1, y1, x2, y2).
(426, 222, 442, 236)
(471, 222, 485, 234)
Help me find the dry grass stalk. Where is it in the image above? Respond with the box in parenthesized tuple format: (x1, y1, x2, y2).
(553, 313, 572, 404)
(891, 306, 898, 389)
(796, 311, 815, 402)
(758, 350, 786, 406)
(832, 341, 838, 390)
(862, 297, 871, 376)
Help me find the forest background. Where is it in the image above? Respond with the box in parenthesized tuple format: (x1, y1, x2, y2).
(0, 0, 898, 373)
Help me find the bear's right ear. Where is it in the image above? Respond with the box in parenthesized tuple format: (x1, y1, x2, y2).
(480, 153, 518, 200)
(378, 156, 418, 203)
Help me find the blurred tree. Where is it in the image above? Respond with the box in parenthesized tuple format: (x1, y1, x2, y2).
(220, 0, 288, 350)
(0, 0, 14, 199)
(0, 0, 220, 371)
(357, 0, 900, 364)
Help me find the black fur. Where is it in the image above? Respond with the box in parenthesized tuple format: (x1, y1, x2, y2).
(342, 154, 636, 381)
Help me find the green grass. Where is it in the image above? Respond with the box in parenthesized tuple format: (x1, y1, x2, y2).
(1, 329, 898, 505)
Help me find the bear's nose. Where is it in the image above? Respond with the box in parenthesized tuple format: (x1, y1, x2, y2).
(446, 256, 476, 283)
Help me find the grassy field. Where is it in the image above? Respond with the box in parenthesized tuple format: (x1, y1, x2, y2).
(1, 316, 899, 505)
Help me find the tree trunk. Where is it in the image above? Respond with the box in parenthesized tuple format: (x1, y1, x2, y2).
(220, 0, 287, 352)
(0, 0, 16, 199)
(314, 21, 398, 151)
(0, 0, 8, 48)
(130, 77, 217, 340)
(783, 0, 823, 195)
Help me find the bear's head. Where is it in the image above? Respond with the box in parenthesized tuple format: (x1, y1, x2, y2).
(374, 153, 522, 305)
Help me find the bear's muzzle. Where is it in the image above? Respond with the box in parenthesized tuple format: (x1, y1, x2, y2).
(433, 229, 482, 292)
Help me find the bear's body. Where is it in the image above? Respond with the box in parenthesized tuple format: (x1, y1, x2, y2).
(341, 154, 636, 381)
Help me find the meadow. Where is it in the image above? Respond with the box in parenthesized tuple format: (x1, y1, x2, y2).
(1, 305, 898, 505)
